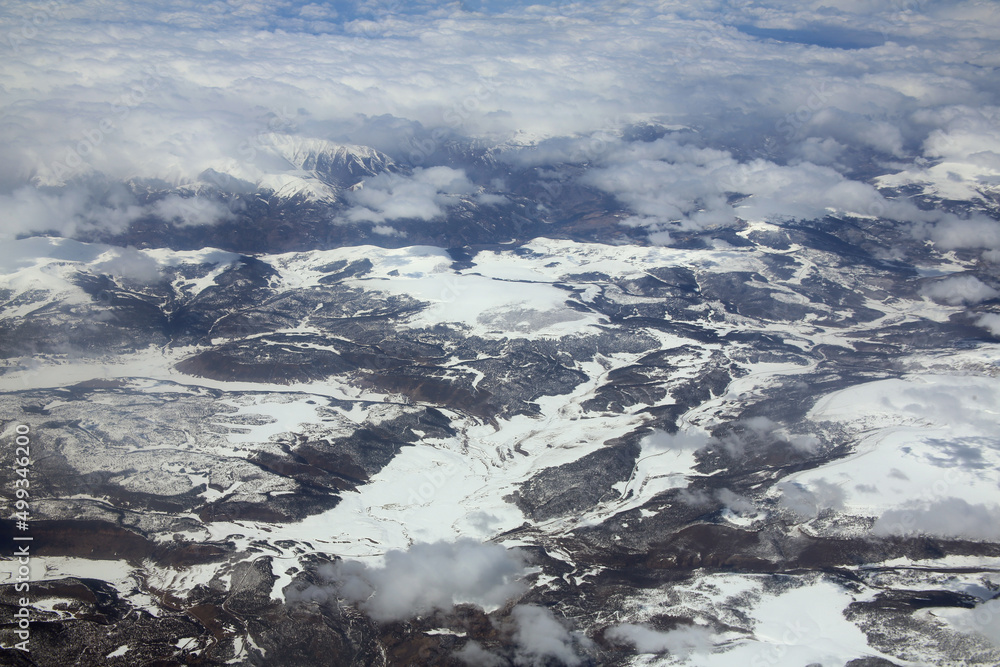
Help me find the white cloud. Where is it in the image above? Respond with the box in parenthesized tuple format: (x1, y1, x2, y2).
(0, 185, 139, 240)
(713, 417, 781, 457)
(873, 498, 1000, 541)
(977, 313, 1000, 336)
(510, 605, 592, 667)
(643, 428, 713, 452)
(795, 107, 905, 157)
(921, 217, 1000, 251)
(343, 166, 477, 225)
(0, 0, 997, 189)
(944, 598, 1000, 649)
(877, 105, 1000, 202)
(0, 185, 233, 241)
(605, 623, 714, 656)
(92, 246, 164, 283)
(297, 3, 339, 21)
(454, 641, 506, 667)
(288, 539, 526, 622)
(777, 479, 846, 519)
(677, 487, 713, 507)
(577, 136, 962, 239)
(788, 433, 822, 452)
(790, 136, 846, 166)
(921, 275, 999, 306)
(150, 194, 235, 227)
(0, 0, 996, 250)
(716, 488, 756, 515)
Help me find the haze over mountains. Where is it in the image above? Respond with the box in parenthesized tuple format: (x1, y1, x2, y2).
(2, 1, 1000, 665)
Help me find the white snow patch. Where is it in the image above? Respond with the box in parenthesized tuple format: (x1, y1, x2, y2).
(781, 373, 1000, 537)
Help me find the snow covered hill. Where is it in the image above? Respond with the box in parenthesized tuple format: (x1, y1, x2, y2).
(2, 209, 1000, 664)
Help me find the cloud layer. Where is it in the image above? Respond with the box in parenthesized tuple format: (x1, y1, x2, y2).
(1, 1, 999, 248)
(0, 184, 235, 240)
(3, 2, 999, 180)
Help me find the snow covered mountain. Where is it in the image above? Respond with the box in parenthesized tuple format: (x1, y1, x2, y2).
(198, 136, 399, 204)
(3, 157, 1000, 664)
(6, 0, 1000, 663)
(127, 136, 400, 207)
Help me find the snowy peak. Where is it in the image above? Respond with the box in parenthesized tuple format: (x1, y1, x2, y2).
(262, 136, 398, 203)
(271, 136, 396, 184)
(188, 136, 398, 204)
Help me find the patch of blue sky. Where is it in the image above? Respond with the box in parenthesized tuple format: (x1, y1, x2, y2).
(732, 24, 888, 50)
